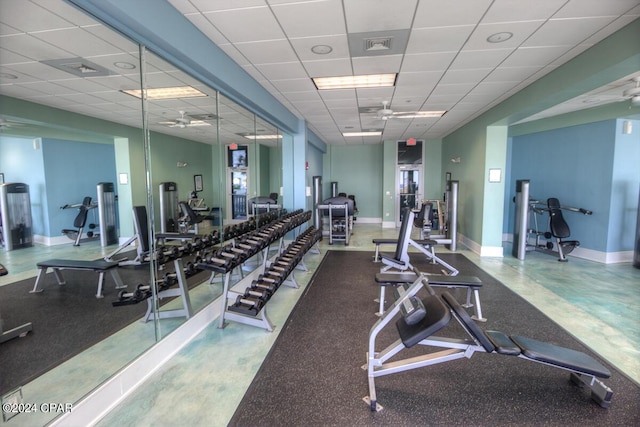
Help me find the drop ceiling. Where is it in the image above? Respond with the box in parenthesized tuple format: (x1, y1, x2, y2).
(1, 0, 639, 146)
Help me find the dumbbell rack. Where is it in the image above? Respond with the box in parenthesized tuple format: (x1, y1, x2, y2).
(112, 258, 193, 323)
(197, 210, 318, 332)
(143, 258, 193, 322)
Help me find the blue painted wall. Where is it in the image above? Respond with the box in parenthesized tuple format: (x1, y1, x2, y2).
(42, 138, 116, 238)
(0, 136, 46, 235)
(507, 119, 639, 252)
(0, 136, 116, 239)
(610, 119, 640, 251)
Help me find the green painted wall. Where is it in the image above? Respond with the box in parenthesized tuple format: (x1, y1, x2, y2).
(323, 144, 383, 219)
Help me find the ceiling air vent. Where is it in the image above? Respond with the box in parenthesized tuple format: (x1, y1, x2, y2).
(41, 57, 113, 77)
(365, 37, 392, 51)
(348, 29, 410, 57)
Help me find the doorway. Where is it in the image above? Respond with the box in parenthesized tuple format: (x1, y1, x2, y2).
(395, 140, 423, 227)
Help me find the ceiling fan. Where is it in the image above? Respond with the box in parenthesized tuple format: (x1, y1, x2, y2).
(0, 118, 26, 131)
(158, 110, 192, 128)
(374, 101, 446, 121)
(622, 76, 640, 107)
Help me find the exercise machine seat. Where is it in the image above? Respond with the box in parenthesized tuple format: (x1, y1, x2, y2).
(179, 201, 204, 226)
(548, 197, 579, 257)
(61, 196, 93, 246)
(397, 293, 451, 348)
(74, 197, 92, 229)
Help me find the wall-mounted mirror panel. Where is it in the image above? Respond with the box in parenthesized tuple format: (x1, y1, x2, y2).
(0, 1, 286, 424)
(0, 2, 152, 424)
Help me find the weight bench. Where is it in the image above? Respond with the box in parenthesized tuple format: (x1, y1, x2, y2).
(31, 259, 126, 298)
(364, 272, 612, 412)
(377, 208, 459, 276)
(375, 272, 485, 321)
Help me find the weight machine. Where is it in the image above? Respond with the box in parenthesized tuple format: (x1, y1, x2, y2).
(416, 180, 459, 251)
(61, 196, 99, 245)
(513, 180, 592, 261)
(0, 182, 33, 250)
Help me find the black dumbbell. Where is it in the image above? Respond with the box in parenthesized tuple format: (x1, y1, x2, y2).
(250, 280, 278, 294)
(242, 287, 270, 301)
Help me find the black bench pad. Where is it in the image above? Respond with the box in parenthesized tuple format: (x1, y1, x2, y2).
(397, 293, 451, 348)
(485, 330, 521, 356)
(373, 238, 438, 246)
(376, 273, 482, 288)
(37, 259, 119, 270)
(510, 335, 611, 378)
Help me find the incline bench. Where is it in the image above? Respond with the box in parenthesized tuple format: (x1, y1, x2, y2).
(30, 259, 126, 298)
(365, 273, 613, 412)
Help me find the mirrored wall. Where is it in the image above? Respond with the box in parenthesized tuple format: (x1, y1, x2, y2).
(0, 1, 286, 424)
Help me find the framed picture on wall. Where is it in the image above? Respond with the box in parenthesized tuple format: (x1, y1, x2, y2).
(194, 174, 203, 192)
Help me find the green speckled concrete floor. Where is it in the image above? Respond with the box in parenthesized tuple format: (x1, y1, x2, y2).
(1, 223, 638, 426)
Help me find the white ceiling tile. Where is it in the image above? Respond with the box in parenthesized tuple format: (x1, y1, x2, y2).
(303, 58, 353, 78)
(1, 33, 76, 61)
(413, 0, 492, 28)
(31, 28, 125, 58)
(464, 21, 545, 50)
(344, 0, 418, 33)
(270, 78, 317, 93)
(202, 7, 284, 43)
(352, 55, 403, 74)
(281, 90, 323, 102)
(0, 22, 21, 36)
(255, 62, 309, 80)
(482, 0, 566, 23)
(431, 82, 476, 96)
(183, 14, 231, 46)
(523, 17, 620, 47)
(290, 35, 350, 61)
(167, 0, 200, 14)
(395, 71, 444, 88)
(406, 26, 475, 54)
(554, 0, 640, 18)
(1, 0, 637, 146)
(401, 51, 457, 73)
(355, 86, 395, 101)
(271, 0, 345, 38)
(450, 48, 513, 69)
(484, 66, 541, 82)
(234, 40, 297, 64)
(441, 69, 492, 85)
(0, 0, 75, 32)
(500, 45, 573, 67)
(188, 0, 266, 12)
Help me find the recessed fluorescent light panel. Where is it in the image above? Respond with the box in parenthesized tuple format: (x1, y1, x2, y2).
(313, 73, 397, 90)
(343, 131, 382, 137)
(121, 86, 208, 100)
(242, 134, 283, 140)
(396, 111, 447, 118)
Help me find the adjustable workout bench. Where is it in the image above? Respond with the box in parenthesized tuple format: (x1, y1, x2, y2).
(364, 271, 613, 411)
(31, 259, 126, 298)
(377, 208, 458, 276)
